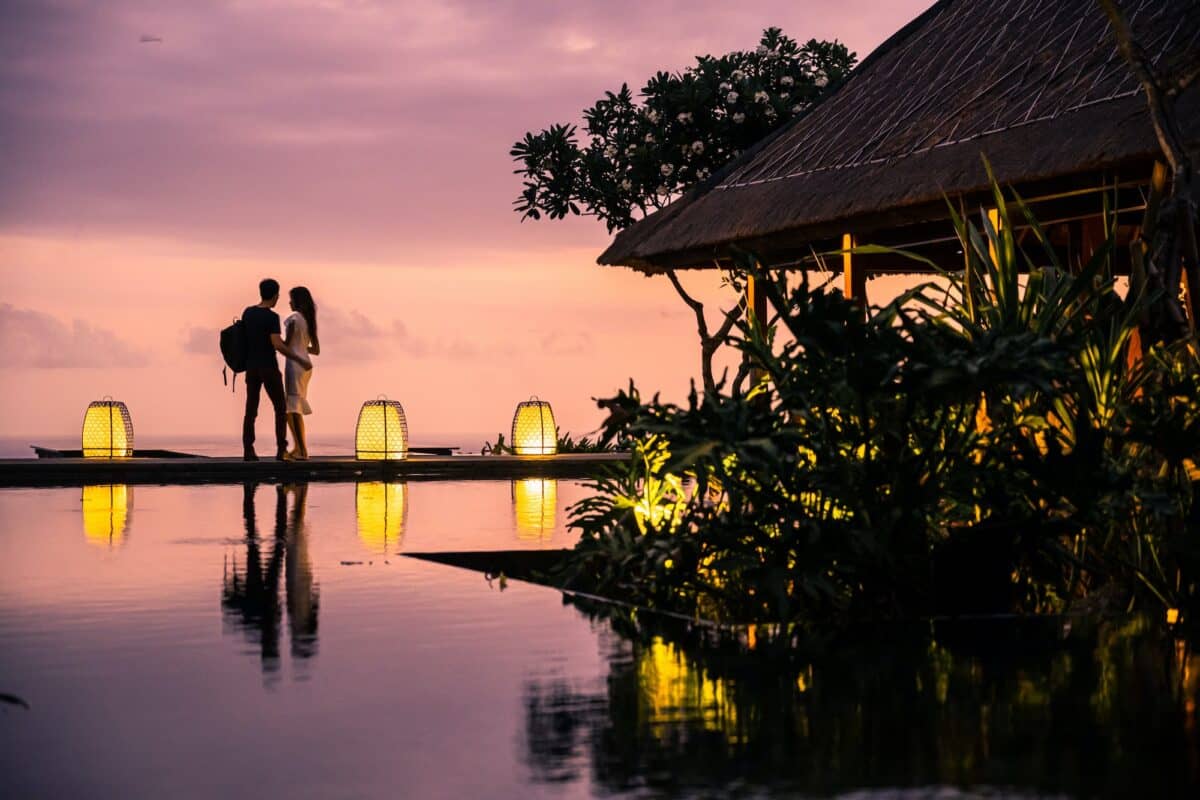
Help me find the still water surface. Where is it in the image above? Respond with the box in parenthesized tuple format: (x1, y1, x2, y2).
(1, 482, 1197, 798)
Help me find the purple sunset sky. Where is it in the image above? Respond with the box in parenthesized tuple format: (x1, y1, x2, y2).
(0, 0, 930, 445)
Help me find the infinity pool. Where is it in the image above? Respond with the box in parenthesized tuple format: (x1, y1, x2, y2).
(1, 482, 1197, 798)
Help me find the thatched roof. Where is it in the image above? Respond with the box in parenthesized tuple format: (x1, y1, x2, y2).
(599, 0, 1200, 271)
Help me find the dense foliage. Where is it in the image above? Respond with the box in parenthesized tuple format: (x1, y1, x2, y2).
(564, 183, 1200, 627)
(511, 28, 856, 232)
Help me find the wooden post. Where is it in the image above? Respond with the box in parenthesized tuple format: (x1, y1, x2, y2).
(1128, 162, 1170, 366)
(843, 233, 866, 312)
(745, 273, 768, 337)
(745, 270, 770, 405)
(1079, 216, 1107, 275)
(985, 207, 1002, 267)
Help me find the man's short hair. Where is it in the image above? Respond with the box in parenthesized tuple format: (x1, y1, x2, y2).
(259, 278, 280, 300)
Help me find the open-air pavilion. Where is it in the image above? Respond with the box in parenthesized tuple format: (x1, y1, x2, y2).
(599, 0, 1200, 311)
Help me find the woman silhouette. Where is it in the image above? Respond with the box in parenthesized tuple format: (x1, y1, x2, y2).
(282, 287, 320, 460)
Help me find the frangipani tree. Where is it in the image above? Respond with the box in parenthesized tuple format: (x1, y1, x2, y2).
(511, 28, 855, 392)
(512, 28, 855, 232)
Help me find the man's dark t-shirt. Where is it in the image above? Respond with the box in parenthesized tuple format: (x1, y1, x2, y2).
(242, 306, 281, 370)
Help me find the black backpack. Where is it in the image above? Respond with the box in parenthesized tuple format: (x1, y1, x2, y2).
(220, 317, 247, 390)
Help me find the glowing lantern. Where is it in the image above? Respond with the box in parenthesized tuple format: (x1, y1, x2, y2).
(513, 478, 557, 541)
(355, 398, 408, 460)
(511, 397, 557, 455)
(82, 398, 134, 458)
(82, 484, 131, 548)
(355, 481, 407, 554)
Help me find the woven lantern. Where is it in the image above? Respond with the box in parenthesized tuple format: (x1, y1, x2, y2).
(82, 398, 134, 458)
(513, 478, 557, 542)
(356, 481, 407, 554)
(355, 397, 408, 460)
(511, 397, 557, 455)
(82, 484, 132, 549)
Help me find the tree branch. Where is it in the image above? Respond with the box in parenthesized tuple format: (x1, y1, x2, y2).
(666, 269, 710, 340)
(665, 269, 746, 395)
(1098, 0, 1191, 177)
(1174, 59, 1200, 95)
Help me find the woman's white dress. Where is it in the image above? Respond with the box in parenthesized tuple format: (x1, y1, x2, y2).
(283, 312, 314, 415)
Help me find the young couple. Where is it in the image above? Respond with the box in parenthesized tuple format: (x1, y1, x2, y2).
(242, 278, 320, 462)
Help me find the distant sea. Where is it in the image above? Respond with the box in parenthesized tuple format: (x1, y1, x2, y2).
(0, 432, 498, 459)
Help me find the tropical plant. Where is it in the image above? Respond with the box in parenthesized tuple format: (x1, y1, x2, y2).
(481, 429, 620, 455)
(562, 179, 1199, 628)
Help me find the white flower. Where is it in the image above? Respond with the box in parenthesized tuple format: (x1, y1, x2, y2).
(726, 91, 739, 104)
(603, 145, 618, 159)
(815, 75, 829, 88)
(780, 92, 790, 100)
(731, 69, 746, 81)
(644, 132, 655, 143)
(754, 90, 769, 104)
(645, 109, 659, 123)
(676, 111, 692, 124)
(719, 81, 732, 92)
(781, 75, 794, 87)
(660, 163, 674, 177)
(791, 104, 804, 114)
(732, 112, 745, 124)
(764, 106, 777, 119)
(690, 140, 704, 154)
(620, 178, 633, 191)
(697, 168, 710, 180)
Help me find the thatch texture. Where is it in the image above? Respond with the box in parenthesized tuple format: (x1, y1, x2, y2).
(600, 0, 1200, 270)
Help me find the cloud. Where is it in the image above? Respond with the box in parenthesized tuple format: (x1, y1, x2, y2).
(0, 304, 151, 368)
(0, 0, 918, 263)
(391, 319, 493, 360)
(182, 325, 217, 354)
(186, 306, 496, 363)
(540, 330, 593, 356)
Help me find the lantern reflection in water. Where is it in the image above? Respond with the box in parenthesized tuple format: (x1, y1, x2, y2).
(512, 478, 557, 542)
(511, 397, 557, 455)
(82, 399, 134, 458)
(82, 484, 132, 548)
(638, 637, 741, 742)
(356, 481, 407, 554)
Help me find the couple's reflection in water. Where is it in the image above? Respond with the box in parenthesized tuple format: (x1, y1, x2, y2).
(222, 482, 319, 679)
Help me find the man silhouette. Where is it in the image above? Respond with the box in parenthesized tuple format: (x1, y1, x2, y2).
(242, 278, 311, 461)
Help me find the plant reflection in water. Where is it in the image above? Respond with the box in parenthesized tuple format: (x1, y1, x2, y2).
(523, 599, 1200, 797)
(222, 482, 320, 679)
(81, 484, 132, 549)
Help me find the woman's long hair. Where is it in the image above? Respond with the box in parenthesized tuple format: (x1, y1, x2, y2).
(289, 286, 319, 352)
